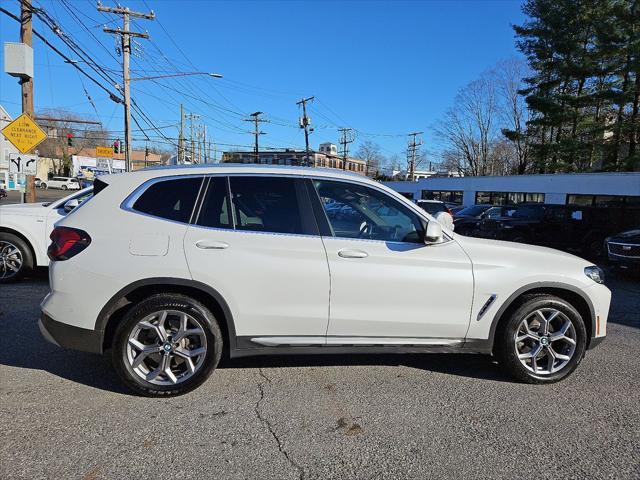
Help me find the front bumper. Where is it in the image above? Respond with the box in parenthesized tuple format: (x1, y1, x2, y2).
(39, 312, 103, 354)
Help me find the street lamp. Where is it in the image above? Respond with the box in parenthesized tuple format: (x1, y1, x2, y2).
(130, 72, 223, 82)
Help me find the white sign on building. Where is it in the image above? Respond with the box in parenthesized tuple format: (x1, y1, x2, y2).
(72, 155, 125, 178)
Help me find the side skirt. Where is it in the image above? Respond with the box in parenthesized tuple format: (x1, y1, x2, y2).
(231, 336, 491, 358)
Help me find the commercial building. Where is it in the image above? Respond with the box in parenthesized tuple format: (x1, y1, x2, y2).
(384, 172, 640, 207)
(222, 142, 367, 174)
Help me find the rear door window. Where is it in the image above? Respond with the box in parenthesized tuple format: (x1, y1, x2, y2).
(196, 177, 232, 229)
(132, 177, 203, 223)
(229, 176, 312, 235)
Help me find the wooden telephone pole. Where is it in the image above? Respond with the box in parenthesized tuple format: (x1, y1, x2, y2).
(407, 131, 423, 181)
(20, 0, 36, 203)
(98, 2, 154, 172)
(244, 111, 265, 162)
(338, 128, 355, 171)
(297, 96, 314, 166)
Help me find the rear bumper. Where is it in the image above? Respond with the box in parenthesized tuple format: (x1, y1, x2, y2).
(39, 312, 103, 354)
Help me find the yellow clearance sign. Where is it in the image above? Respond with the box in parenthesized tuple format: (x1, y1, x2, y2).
(96, 146, 115, 157)
(1, 113, 47, 154)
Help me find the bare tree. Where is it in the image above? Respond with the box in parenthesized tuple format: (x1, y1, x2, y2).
(435, 74, 500, 176)
(355, 140, 385, 177)
(494, 58, 533, 174)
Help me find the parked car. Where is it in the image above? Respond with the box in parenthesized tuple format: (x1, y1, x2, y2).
(40, 177, 81, 190)
(453, 205, 517, 236)
(604, 228, 640, 273)
(477, 203, 640, 258)
(39, 165, 610, 396)
(0, 187, 6, 200)
(0, 188, 93, 282)
(416, 199, 450, 215)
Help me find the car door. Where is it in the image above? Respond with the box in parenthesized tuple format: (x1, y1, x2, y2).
(311, 178, 474, 342)
(183, 175, 330, 345)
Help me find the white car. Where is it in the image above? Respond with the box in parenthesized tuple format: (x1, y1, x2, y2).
(0, 188, 92, 282)
(40, 176, 81, 190)
(39, 166, 610, 396)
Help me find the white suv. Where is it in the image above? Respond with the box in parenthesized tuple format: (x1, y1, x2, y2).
(39, 165, 611, 396)
(40, 177, 80, 190)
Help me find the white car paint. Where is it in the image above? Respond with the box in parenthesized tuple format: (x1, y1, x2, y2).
(41, 177, 81, 190)
(40, 165, 610, 358)
(0, 188, 93, 266)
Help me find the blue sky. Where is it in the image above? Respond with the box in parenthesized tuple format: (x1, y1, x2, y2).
(0, 0, 526, 162)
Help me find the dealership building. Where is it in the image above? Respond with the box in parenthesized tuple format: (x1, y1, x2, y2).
(384, 172, 640, 207)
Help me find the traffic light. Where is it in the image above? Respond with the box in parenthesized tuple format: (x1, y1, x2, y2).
(67, 133, 73, 146)
(113, 139, 120, 154)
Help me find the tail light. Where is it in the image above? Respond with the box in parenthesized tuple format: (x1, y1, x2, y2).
(48, 227, 91, 261)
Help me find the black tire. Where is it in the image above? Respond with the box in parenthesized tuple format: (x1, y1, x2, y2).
(0, 232, 34, 283)
(61, 185, 67, 190)
(112, 293, 223, 396)
(494, 294, 587, 384)
(41, 183, 47, 189)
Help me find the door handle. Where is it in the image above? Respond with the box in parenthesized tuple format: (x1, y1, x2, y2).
(338, 249, 368, 259)
(195, 240, 230, 250)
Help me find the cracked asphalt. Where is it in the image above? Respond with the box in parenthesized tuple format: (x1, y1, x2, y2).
(1, 269, 639, 479)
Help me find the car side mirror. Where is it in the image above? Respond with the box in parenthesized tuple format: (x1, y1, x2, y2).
(424, 220, 443, 244)
(63, 199, 79, 213)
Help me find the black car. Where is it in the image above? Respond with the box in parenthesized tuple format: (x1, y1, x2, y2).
(604, 228, 640, 272)
(453, 205, 517, 236)
(476, 203, 640, 258)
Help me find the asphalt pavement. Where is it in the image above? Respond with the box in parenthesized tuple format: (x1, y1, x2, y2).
(0, 270, 638, 479)
(1, 188, 71, 205)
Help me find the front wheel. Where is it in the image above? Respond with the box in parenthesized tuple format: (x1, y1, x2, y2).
(112, 294, 223, 396)
(61, 185, 67, 190)
(40, 183, 47, 189)
(495, 294, 587, 384)
(0, 233, 33, 283)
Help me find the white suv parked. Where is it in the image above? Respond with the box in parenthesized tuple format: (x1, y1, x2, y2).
(40, 176, 80, 190)
(40, 165, 611, 396)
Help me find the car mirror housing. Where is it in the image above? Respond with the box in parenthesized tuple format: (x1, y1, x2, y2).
(433, 211, 454, 231)
(424, 220, 443, 244)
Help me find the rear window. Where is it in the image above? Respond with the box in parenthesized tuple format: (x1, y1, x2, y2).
(132, 177, 202, 223)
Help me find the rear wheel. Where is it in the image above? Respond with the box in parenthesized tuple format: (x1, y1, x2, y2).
(61, 185, 67, 190)
(0, 233, 33, 283)
(112, 294, 223, 396)
(40, 183, 47, 189)
(495, 295, 587, 384)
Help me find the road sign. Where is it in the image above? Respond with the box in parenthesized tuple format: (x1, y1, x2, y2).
(96, 146, 114, 157)
(1, 113, 47, 154)
(9, 153, 38, 175)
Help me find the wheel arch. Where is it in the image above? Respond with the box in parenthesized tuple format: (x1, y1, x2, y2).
(0, 226, 37, 268)
(98, 278, 236, 355)
(488, 282, 595, 354)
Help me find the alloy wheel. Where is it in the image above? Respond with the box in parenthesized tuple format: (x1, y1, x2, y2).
(0, 241, 23, 280)
(515, 308, 577, 375)
(126, 309, 208, 385)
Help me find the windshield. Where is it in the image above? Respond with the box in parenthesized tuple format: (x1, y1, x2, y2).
(457, 205, 489, 217)
(417, 201, 447, 214)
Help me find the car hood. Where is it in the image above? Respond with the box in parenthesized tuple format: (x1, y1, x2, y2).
(608, 229, 640, 244)
(455, 234, 595, 288)
(0, 202, 50, 217)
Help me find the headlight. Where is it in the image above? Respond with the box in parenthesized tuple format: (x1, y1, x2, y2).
(584, 265, 604, 284)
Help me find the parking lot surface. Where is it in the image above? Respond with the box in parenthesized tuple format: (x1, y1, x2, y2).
(1, 189, 71, 205)
(1, 271, 639, 479)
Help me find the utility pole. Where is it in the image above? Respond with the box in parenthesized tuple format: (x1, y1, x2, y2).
(406, 131, 423, 181)
(178, 104, 185, 164)
(338, 128, 355, 171)
(99, 2, 154, 172)
(185, 112, 199, 163)
(296, 96, 314, 166)
(20, 0, 36, 203)
(244, 111, 265, 163)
